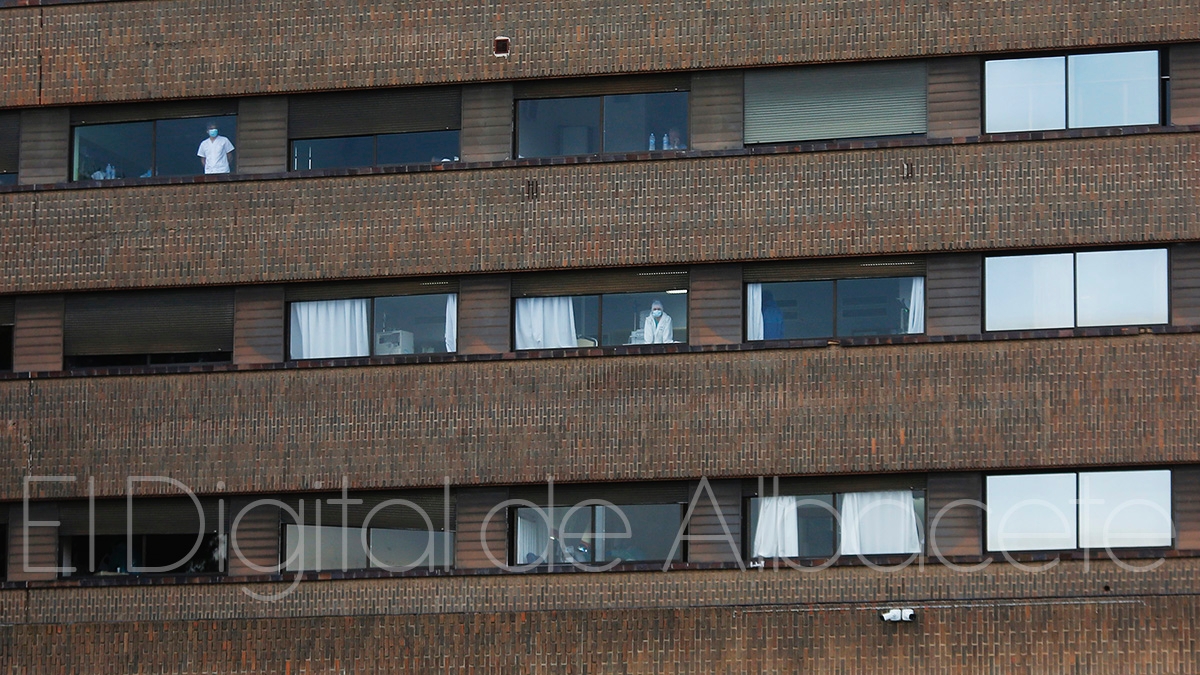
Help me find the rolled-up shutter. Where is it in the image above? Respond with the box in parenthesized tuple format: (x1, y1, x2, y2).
(285, 278, 458, 302)
(289, 87, 462, 139)
(745, 61, 928, 143)
(745, 473, 927, 497)
(514, 74, 690, 99)
(509, 481, 690, 505)
(70, 100, 238, 126)
(0, 112, 19, 173)
(512, 268, 688, 297)
(59, 498, 222, 535)
(744, 256, 925, 283)
(0, 297, 14, 325)
(279, 489, 454, 531)
(64, 289, 234, 356)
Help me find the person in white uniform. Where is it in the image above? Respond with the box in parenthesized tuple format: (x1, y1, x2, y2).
(642, 299, 674, 344)
(197, 123, 235, 174)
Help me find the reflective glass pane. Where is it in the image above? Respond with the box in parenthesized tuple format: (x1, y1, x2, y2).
(291, 136, 375, 170)
(1079, 470, 1172, 549)
(986, 473, 1077, 551)
(0, 174, 15, 185)
(755, 281, 834, 340)
(1068, 51, 1159, 128)
(517, 98, 602, 158)
(369, 529, 453, 569)
(603, 92, 689, 152)
(599, 291, 687, 345)
(157, 115, 237, 176)
(373, 293, 455, 355)
(984, 253, 1075, 331)
(514, 506, 594, 565)
(596, 504, 682, 562)
(284, 524, 369, 572)
(73, 121, 153, 180)
(377, 130, 460, 164)
(836, 277, 924, 336)
(1075, 248, 1168, 327)
(985, 57, 1066, 132)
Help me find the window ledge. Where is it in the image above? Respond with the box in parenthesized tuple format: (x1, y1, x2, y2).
(2, 125, 1198, 195)
(1, 324, 1195, 381)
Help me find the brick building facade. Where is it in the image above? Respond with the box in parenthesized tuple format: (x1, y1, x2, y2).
(1, 0, 1199, 672)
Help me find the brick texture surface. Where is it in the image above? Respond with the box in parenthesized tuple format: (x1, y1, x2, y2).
(0, 560, 1197, 673)
(2, 133, 1199, 294)
(1, 1, 1198, 107)
(1, 333, 1198, 499)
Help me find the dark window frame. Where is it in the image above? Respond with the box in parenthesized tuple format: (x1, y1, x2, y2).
(514, 90, 691, 158)
(70, 113, 239, 181)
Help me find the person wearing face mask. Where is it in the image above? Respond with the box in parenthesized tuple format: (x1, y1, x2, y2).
(197, 123, 235, 174)
(642, 299, 674, 344)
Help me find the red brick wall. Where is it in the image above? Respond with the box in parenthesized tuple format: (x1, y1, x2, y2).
(3, 133, 1199, 294)
(1, 560, 1197, 673)
(3, 333, 1197, 499)
(1, 1, 1197, 106)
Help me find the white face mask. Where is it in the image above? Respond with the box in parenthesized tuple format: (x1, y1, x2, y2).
(652, 309, 663, 318)
(208, 129, 219, 138)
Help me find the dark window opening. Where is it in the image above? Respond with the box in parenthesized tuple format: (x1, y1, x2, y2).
(747, 276, 925, 340)
(63, 533, 224, 576)
(517, 91, 689, 158)
(511, 503, 685, 566)
(64, 351, 231, 368)
(290, 130, 460, 171)
(0, 324, 12, 371)
(72, 115, 237, 181)
(0, 174, 15, 186)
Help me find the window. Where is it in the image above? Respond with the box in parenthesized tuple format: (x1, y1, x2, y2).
(72, 115, 237, 180)
(0, 111, 18, 184)
(63, 289, 235, 368)
(986, 470, 1172, 552)
(746, 276, 924, 340)
(281, 490, 453, 572)
(288, 292, 457, 359)
(744, 61, 928, 144)
(0, 297, 12, 371)
(749, 489, 925, 559)
(58, 497, 225, 576)
(984, 248, 1168, 331)
(512, 503, 684, 565)
(516, 91, 689, 158)
(985, 50, 1159, 133)
(288, 88, 461, 170)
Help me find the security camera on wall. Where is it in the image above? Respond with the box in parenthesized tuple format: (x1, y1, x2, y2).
(880, 609, 915, 622)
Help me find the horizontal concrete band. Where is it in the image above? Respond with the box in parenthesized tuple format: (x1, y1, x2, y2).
(2, 133, 1199, 294)
(2, 595, 1196, 674)
(1, 0, 1197, 107)
(2, 333, 1197, 499)
(0, 558, 1194, 625)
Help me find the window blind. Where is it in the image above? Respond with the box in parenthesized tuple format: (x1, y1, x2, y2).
(289, 87, 462, 139)
(64, 289, 235, 356)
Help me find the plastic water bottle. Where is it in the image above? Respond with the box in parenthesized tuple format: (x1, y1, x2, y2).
(649, 133, 656, 151)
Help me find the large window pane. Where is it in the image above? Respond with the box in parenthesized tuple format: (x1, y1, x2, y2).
(289, 298, 371, 359)
(986, 473, 1077, 551)
(517, 98, 602, 158)
(73, 121, 154, 180)
(1075, 249, 1168, 327)
(599, 291, 687, 345)
(157, 115, 237, 176)
(1079, 470, 1172, 549)
(748, 495, 837, 559)
(984, 253, 1075, 331)
(284, 524, 369, 572)
(373, 293, 455, 354)
(838, 490, 923, 555)
(291, 136, 375, 170)
(514, 506, 593, 565)
(0, 174, 15, 185)
(603, 92, 689, 152)
(836, 277, 924, 336)
(595, 504, 682, 562)
(985, 57, 1066, 133)
(1068, 51, 1159, 128)
(754, 281, 834, 340)
(376, 130, 460, 164)
(369, 529, 454, 568)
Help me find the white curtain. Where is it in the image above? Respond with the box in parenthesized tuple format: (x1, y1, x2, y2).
(746, 283, 765, 341)
(516, 510, 551, 565)
(444, 294, 458, 352)
(514, 297, 577, 350)
(839, 490, 921, 555)
(906, 278, 925, 334)
(289, 299, 370, 359)
(751, 496, 799, 558)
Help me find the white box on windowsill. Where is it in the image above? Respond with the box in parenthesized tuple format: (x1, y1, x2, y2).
(375, 330, 414, 355)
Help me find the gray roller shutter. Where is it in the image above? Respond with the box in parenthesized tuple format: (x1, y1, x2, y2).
(744, 256, 926, 283)
(70, 100, 238, 126)
(289, 87, 462, 139)
(286, 277, 458, 302)
(0, 112, 18, 173)
(509, 481, 690, 505)
(0, 297, 13, 325)
(279, 489, 454, 531)
(511, 268, 689, 297)
(64, 288, 235, 356)
(745, 61, 928, 144)
(59, 498, 223, 535)
(514, 73, 690, 99)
